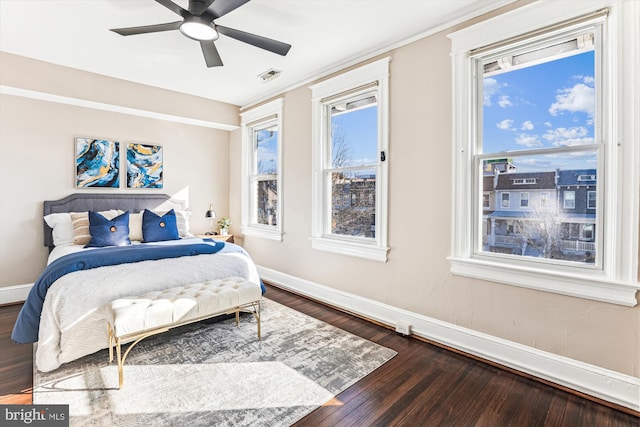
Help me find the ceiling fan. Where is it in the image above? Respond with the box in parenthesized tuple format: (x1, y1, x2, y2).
(110, 0, 291, 67)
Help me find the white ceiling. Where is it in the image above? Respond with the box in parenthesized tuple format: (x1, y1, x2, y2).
(0, 0, 512, 107)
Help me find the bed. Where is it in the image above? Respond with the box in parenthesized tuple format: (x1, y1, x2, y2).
(12, 193, 263, 373)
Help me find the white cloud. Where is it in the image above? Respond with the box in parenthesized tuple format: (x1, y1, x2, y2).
(496, 119, 514, 130)
(484, 78, 499, 106)
(549, 83, 595, 117)
(498, 95, 513, 108)
(582, 76, 595, 85)
(484, 78, 508, 106)
(543, 126, 594, 147)
(515, 134, 543, 148)
(521, 121, 534, 130)
(544, 122, 553, 128)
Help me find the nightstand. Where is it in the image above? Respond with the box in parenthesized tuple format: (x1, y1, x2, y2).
(197, 234, 234, 243)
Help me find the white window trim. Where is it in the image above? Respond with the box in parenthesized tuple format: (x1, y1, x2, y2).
(310, 57, 390, 262)
(240, 98, 284, 241)
(448, 0, 639, 306)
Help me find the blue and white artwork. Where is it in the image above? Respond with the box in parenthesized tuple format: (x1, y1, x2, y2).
(76, 138, 120, 188)
(127, 143, 163, 188)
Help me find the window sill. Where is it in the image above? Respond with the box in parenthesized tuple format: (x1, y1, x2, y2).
(447, 256, 639, 306)
(310, 237, 389, 262)
(241, 225, 283, 242)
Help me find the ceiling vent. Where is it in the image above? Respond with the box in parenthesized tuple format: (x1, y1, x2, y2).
(258, 69, 282, 83)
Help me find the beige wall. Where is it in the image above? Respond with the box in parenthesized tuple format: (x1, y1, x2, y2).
(231, 31, 640, 376)
(0, 52, 238, 286)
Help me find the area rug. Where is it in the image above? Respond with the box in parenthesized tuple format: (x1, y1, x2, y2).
(33, 298, 397, 426)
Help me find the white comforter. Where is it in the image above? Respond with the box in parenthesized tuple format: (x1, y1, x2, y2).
(36, 243, 260, 372)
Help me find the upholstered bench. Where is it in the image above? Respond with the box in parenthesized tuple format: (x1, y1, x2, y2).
(106, 277, 262, 388)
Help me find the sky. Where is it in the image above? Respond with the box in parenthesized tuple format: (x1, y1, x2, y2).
(256, 50, 596, 175)
(482, 50, 597, 172)
(331, 105, 378, 168)
(256, 128, 278, 175)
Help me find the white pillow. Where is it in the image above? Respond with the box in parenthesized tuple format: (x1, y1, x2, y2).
(44, 213, 74, 247)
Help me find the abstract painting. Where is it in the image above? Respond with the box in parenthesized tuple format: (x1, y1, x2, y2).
(76, 137, 120, 188)
(127, 143, 163, 188)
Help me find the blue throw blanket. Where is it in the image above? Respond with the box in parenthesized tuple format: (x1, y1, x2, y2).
(12, 241, 264, 344)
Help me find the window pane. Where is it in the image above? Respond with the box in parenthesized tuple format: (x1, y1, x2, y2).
(331, 171, 376, 238)
(482, 50, 594, 155)
(256, 125, 278, 174)
(330, 94, 378, 169)
(482, 152, 597, 264)
(255, 179, 277, 226)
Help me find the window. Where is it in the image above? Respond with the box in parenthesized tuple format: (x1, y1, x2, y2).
(449, 1, 639, 305)
(540, 192, 550, 208)
(501, 193, 510, 208)
(563, 191, 576, 209)
(513, 178, 536, 185)
(310, 58, 390, 261)
(520, 192, 529, 208)
(240, 98, 283, 241)
(587, 191, 596, 209)
(483, 193, 490, 209)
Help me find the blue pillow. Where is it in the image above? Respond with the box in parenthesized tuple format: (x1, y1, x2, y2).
(85, 211, 131, 248)
(142, 209, 180, 242)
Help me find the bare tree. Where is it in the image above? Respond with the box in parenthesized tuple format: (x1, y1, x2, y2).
(518, 205, 567, 259)
(330, 123, 376, 238)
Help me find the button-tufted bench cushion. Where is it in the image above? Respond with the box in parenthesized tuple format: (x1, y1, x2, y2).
(108, 277, 261, 337)
(106, 277, 262, 388)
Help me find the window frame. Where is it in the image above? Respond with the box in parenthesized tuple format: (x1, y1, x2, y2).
(564, 191, 576, 209)
(310, 57, 390, 262)
(240, 98, 284, 241)
(448, 0, 639, 306)
(587, 190, 597, 209)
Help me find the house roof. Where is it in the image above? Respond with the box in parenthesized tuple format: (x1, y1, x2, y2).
(494, 171, 556, 190)
(556, 169, 597, 186)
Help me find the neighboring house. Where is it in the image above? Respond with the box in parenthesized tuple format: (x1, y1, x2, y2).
(331, 175, 376, 238)
(556, 169, 597, 258)
(482, 166, 597, 262)
(484, 169, 557, 256)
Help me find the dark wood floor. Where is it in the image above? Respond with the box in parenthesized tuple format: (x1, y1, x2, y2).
(1, 284, 638, 426)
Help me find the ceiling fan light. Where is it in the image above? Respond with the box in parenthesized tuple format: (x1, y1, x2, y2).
(180, 18, 218, 41)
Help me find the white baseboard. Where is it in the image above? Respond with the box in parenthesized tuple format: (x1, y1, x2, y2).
(257, 266, 640, 412)
(0, 283, 33, 305)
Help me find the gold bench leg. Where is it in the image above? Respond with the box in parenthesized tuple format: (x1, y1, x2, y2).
(115, 338, 123, 389)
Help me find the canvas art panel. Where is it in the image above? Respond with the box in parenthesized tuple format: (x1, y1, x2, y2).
(127, 143, 163, 189)
(75, 137, 120, 188)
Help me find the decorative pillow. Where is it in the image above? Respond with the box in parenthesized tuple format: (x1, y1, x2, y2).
(71, 209, 122, 245)
(44, 213, 74, 247)
(142, 209, 180, 242)
(128, 212, 144, 242)
(85, 211, 131, 248)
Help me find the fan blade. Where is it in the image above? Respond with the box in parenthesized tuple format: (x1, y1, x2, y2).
(110, 21, 182, 36)
(200, 41, 224, 67)
(217, 25, 291, 56)
(155, 0, 190, 18)
(207, 0, 251, 19)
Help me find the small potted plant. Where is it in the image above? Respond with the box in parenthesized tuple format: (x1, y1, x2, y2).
(217, 217, 231, 235)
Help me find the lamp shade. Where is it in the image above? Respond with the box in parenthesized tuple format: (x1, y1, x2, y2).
(205, 204, 216, 218)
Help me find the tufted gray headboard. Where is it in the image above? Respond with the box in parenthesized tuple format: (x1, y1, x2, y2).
(43, 193, 185, 249)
